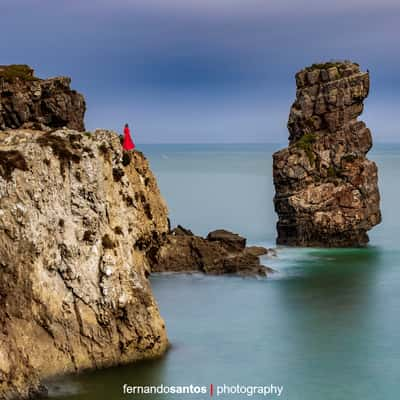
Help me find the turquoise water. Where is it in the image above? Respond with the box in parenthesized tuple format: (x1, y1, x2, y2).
(46, 143, 400, 399)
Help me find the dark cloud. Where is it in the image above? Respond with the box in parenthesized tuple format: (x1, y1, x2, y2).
(1, 0, 399, 141)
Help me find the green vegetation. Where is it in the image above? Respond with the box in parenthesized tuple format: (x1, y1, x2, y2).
(304, 60, 359, 72)
(295, 133, 317, 164)
(303, 60, 360, 81)
(327, 165, 344, 179)
(327, 166, 337, 178)
(305, 62, 342, 71)
(0, 64, 38, 81)
(305, 115, 321, 130)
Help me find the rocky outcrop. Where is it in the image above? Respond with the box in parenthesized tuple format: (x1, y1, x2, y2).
(273, 61, 381, 246)
(0, 65, 85, 132)
(150, 226, 272, 276)
(0, 129, 169, 399)
(206, 229, 247, 251)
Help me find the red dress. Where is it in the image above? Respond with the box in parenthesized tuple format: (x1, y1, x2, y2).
(123, 126, 135, 151)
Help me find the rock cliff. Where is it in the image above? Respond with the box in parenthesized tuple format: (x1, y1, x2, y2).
(0, 129, 169, 399)
(0, 65, 85, 131)
(273, 61, 381, 246)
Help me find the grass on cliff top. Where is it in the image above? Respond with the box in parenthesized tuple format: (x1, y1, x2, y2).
(0, 64, 38, 81)
(295, 133, 317, 164)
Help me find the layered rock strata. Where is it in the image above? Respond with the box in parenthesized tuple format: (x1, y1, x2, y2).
(273, 61, 381, 246)
(0, 65, 85, 131)
(0, 129, 169, 399)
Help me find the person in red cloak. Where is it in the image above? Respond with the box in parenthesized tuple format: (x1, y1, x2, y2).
(123, 123, 135, 151)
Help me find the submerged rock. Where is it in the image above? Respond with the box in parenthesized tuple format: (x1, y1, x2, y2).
(0, 64, 85, 132)
(0, 129, 169, 398)
(273, 61, 381, 247)
(150, 227, 271, 276)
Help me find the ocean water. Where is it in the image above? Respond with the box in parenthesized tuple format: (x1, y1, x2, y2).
(46, 143, 400, 400)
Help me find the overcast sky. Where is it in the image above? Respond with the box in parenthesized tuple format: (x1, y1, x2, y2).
(1, 0, 399, 142)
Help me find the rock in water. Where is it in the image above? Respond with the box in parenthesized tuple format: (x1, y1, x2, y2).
(0, 64, 85, 131)
(150, 227, 270, 276)
(273, 61, 381, 247)
(0, 129, 169, 398)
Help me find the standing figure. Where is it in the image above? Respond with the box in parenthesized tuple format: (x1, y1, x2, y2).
(123, 123, 135, 151)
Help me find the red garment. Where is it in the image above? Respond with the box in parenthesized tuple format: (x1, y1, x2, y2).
(123, 126, 135, 151)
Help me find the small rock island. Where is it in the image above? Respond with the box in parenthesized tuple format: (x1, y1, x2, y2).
(273, 61, 381, 246)
(150, 226, 271, 276)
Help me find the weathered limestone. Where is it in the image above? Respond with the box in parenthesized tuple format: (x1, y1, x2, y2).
(0, 129, 169, 399)
(273, 61, 381, 246)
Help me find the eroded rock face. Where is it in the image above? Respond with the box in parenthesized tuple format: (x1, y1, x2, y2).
(150, 227, 271, 276)
(0, 65, 85, 132)
(273, 61, 381, 246)
(0, 129, 169, 399)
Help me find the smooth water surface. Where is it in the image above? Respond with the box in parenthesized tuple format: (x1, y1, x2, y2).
(46, 143, 400, 399)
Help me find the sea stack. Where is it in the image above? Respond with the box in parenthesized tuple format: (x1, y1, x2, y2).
(273, 61, 381, 246)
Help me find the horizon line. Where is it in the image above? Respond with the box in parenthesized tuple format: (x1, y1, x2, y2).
(137, 140, 400, 145)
